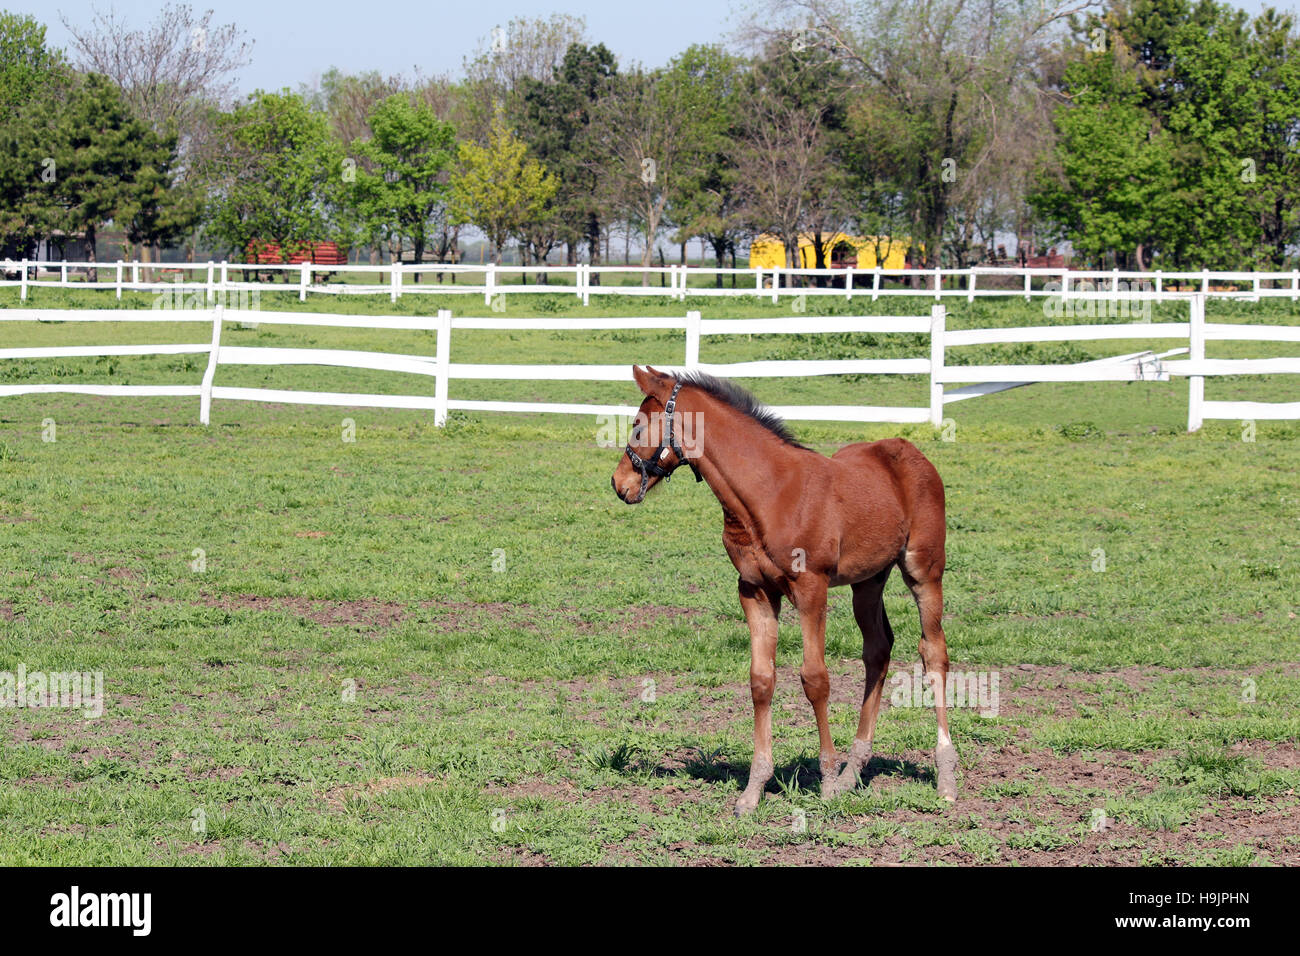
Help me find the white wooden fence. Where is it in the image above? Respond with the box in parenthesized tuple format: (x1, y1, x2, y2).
(1, 294, 1295, 431)
(5, 258, 1300, 304)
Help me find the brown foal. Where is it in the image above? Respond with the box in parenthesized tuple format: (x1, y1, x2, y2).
(611, 366, 958, 814)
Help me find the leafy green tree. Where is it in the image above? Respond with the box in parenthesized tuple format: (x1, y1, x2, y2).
(0, 13, 61, 120)
(202, 90, 348, 272)
(517, 43, 617, 268)
(1030, 45, 1174, 268)
(20, 72, 187, 278)
(350, 94, 457, 279)
(658, 45, 748, 285)
(449, 114, 557, 265)
(1034, 0, 1300, 268)
(0, 14, 63, 257)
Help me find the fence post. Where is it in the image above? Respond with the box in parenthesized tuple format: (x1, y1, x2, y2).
(845, 267, 854, 301)
(389, 262, 398, 304)
(61, 262, 68, 285)
(1062, 269, 1070, 306)
(753, 267, 762, 298)
(1155, 271, 1163, 296)
(771, 268, 780, 305)
(19, 258, 27, 300)
(872, 267, 881, 302)
(200, 303, 224, 426)
(132, 262, 140, 288)
(115, 261, 123, 300)
(298, 261, 310, 302)
(434, 309, 452, 427)
(582, 263, 591, 307)
(685, 310, 701, 367)
(929, 304, 946, 427)
(933, 267, 941, 301)
(1292, 270, 1298, 302)
(967, 270, 976, 304)
(1201, 269, 1209, 296)
(1023, 269, 1031, 302)
(221, 260, 229, 294)
(1187, 294, 1205, 433)
(206, 261, 216, 304)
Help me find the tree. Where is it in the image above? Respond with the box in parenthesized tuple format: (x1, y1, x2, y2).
(656, 45, 748, 285)
(0, 14, 63, 257)
(461, 14, 588, 143)
(1032, 0, 1300, 268)
(22, 72, 187, 280)
(449, 114, 557, 266)
(1031, 45, 1173, 267)
(748, 40, 854, 279)
(201, 90, 347, 272)
(589, 67, 698, 281)
(350, 94, 457, 279)
(732, 84, 829, 270)
(517, 43, 618, 268)
(303, 68, 402, 147)
(0, 13, 62, 120)
(60, 3, 252, 135)
(757, 0, 1081, 267)
(61, 3, 252, 264)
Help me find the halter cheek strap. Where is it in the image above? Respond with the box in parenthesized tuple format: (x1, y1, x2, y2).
(623, 379, 703, 498)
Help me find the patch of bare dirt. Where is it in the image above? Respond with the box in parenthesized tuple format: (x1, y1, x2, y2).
(463, 663, 1300, 866)
(198, 593, 407, 631)
(324, 773, 442, 809)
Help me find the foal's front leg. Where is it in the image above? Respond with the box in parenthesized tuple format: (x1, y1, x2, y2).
(735, 579, 779, 816)
(792, 576, 841, 798)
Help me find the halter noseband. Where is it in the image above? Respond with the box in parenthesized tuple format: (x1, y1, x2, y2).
(623, 379, 703, 498)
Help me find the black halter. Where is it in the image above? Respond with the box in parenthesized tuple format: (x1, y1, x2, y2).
(624, 379, 703, 499)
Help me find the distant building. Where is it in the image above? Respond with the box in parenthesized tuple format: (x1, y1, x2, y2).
(748, 233, 912, 270)
(244, 240, 349, 265)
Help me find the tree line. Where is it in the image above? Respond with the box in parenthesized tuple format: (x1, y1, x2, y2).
(1, 1, 1298, 282)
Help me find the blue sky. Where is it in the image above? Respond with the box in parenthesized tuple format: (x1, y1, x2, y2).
(13, 1, 1296, 96)
(15, 1, 753, 94)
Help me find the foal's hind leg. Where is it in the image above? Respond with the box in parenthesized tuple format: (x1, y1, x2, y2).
(900, 552, 958, 801)
(826, 569, 895, 797)
(735, 579, 780, 816)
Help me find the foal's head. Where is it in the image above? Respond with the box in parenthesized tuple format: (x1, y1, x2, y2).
(610, 366, 700, 504)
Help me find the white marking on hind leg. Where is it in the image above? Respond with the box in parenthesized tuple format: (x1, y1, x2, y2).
(937, 728, 952, 748)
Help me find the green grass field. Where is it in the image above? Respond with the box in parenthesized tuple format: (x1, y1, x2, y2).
(1, 286, 1297, 865)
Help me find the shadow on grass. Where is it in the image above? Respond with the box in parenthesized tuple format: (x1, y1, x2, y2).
(664, 747, 935, 795)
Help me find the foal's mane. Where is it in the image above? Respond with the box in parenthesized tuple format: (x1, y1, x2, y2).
(675, 371, 806, 448)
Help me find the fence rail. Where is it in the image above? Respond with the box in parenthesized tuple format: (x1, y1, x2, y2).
(5, 258, 1300, 305)
(0, 295, 1295, 431)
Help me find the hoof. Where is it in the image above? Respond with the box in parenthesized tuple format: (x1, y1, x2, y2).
(936, 743, 959, 802)
(734, 794, 760, 817)
(822, 767, 858, 800)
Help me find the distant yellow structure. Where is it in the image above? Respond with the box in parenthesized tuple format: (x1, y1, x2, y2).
(748, 233, 910, 270)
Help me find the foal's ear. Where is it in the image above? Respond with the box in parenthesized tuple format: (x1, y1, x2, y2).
(631, 365, 673, 402)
